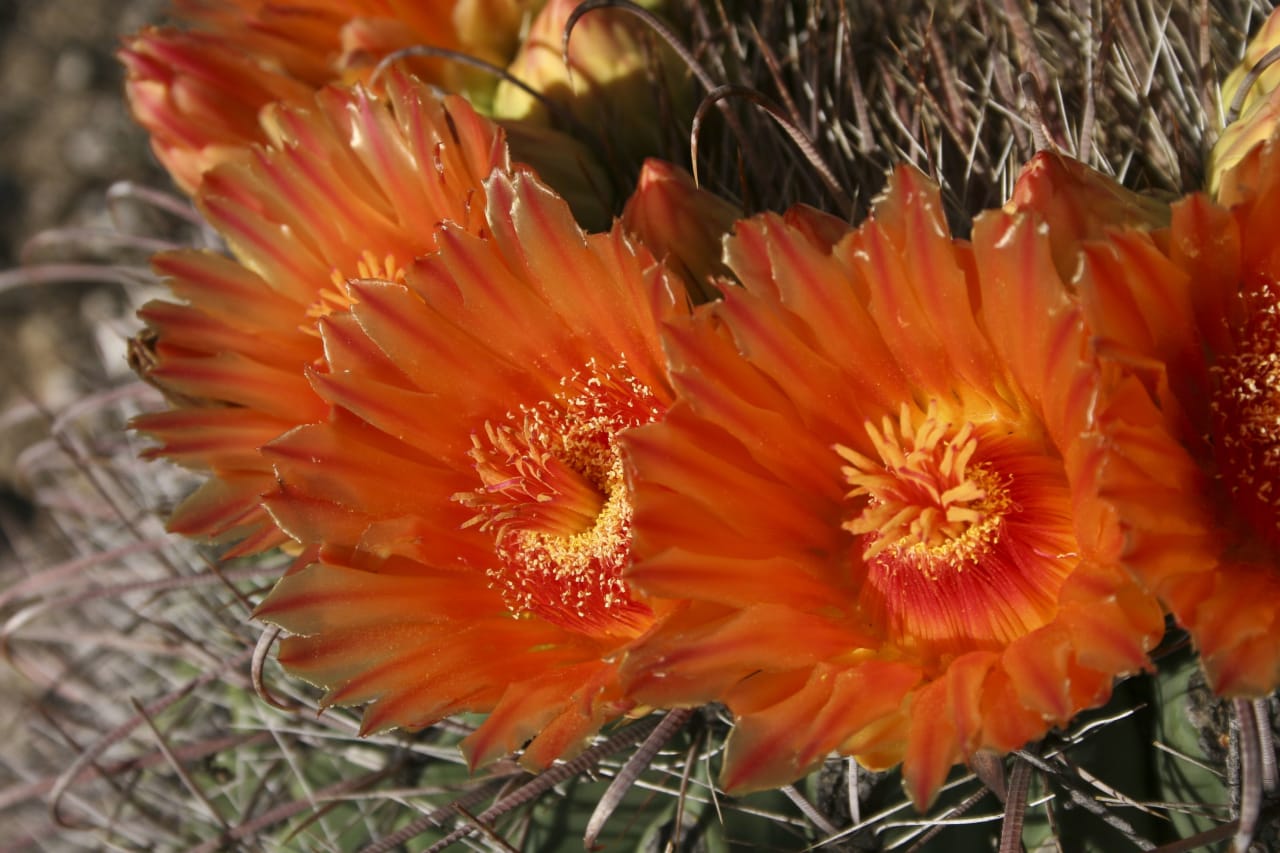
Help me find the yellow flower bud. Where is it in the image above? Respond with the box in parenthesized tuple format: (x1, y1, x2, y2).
(1209, 7, 1280, 197)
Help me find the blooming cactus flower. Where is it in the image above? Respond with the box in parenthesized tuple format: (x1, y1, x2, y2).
(1078, 136, 1280, 696)
(253, 167, 690, 767)
(619, 166, 1165, 809)
(132, 72, 508, 552)
(121, 0, 535, 192)
(120, 26, 315, 193)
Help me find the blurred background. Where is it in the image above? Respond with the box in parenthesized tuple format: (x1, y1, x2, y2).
(1, 0, 168, 559)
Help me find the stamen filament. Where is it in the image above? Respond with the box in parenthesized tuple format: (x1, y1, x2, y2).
(838, 400, 1011, 574)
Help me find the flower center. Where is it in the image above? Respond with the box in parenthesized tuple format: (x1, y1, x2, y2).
(838, 401, 1012, 575)
(455, 361, 660, 638)
(1212, 281, 1280, 549)
(837, 401, 1074, 658)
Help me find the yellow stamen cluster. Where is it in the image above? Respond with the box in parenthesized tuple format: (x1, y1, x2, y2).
(495, 486, 636, 636)
(1212, 283, 1280, 545)
(456, 359, 660, 637)
(838, 401, 1011, 575)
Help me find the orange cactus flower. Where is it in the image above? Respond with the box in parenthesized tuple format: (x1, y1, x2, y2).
(171, 0, 528, 78)
(132, 72, 508, 553)
(121, 0, 533, 192)
(619, 166, 1165, 809)
(253, 168, 688, 766)
(120, 27, 315, 194)
(1077, 137, 1280, 697)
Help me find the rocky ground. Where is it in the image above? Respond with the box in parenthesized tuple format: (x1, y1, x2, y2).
(0, 0, 173, 553)
(0, 0, 169, 265)
(0, 6, 186, 842)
